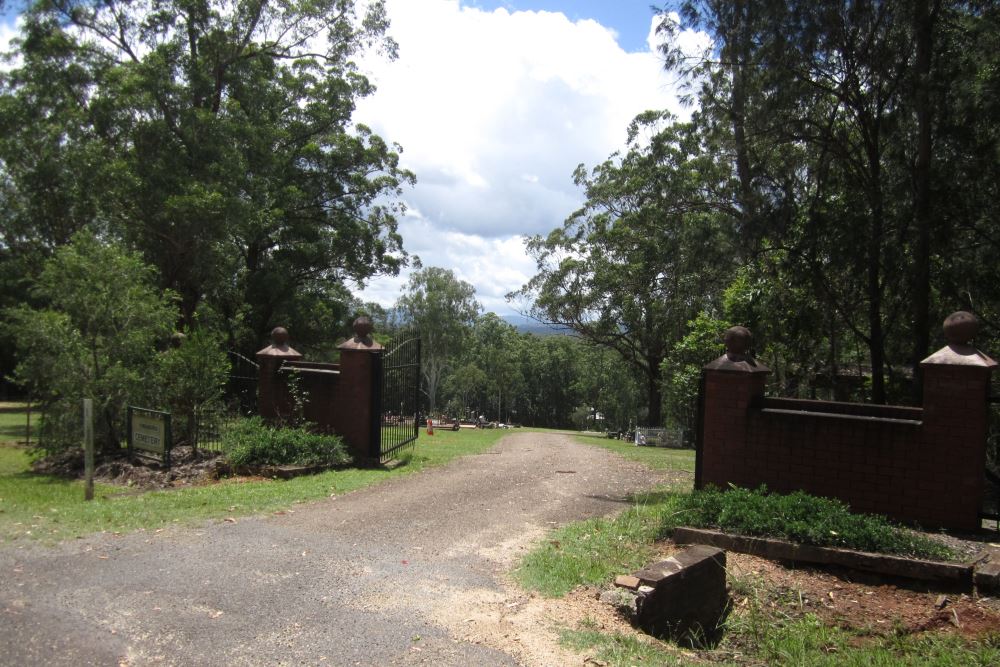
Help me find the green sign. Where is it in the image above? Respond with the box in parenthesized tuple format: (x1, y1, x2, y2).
(128, 407, 172, 466)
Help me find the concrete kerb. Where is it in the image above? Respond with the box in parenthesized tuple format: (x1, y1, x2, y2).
(672, 526, 1000, 593)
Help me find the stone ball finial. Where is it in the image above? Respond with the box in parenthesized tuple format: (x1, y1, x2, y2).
(724, 326, 752, 358)
(353, 316, 374, 341)
(943, 311, 978, 346)
(271, 326, 290, 347)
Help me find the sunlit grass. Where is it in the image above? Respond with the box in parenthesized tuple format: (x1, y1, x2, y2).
(574, 432, 696, 472)
(1, 424, 507, 545)
(0, 402, 32, 443)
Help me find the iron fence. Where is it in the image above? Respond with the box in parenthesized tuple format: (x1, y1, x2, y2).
(375, 330, 421, 463)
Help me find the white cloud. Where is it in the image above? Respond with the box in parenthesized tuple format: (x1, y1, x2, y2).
(354, 2, 709, 315)
(0, 16, 24, 70)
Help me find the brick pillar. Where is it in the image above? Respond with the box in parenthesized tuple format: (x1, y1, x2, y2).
(698, 326, 771, 490)
(331, 317, 383, 461)
(256, 326, 303, 421)
(919, 311, 997, 530)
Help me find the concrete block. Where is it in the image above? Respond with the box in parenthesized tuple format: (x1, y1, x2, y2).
(631, 545, 728, 647)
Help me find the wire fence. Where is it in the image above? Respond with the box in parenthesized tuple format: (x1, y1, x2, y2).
(634, 426, 687, 448)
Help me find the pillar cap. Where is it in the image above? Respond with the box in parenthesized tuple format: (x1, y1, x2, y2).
(338, 316, 383, 351)
(921, 311, 997, 368)
(256, 326, 303, 359)
(703, 326, 770, 374)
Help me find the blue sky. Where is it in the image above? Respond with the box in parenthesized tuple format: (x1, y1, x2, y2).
(1, 1, 706, 315)
(466, 1, 667, 52)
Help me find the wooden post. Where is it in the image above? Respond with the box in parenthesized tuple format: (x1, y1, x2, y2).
(24, 399, 31, 447)
(83, 398, 94, 501)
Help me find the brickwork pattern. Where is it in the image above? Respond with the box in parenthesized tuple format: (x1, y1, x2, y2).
(699, 350, 993, 531)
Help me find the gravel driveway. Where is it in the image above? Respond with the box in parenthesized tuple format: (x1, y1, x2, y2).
(1, 432, 671, 666)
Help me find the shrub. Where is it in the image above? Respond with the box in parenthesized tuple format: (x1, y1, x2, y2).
(154, 328, 230, 447)
(663, 485, 955, 561)
(5, 232, 176, 455)
(221, 417, 351, 467)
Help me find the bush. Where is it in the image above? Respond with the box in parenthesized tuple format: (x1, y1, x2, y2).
(221, 417, 351, 467)
(663, 485, 955, 561)
(5, 232, 176, 455)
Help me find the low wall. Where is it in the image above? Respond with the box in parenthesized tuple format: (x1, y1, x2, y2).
(697, 320, 995, 531)
(256, 323, 382, 462)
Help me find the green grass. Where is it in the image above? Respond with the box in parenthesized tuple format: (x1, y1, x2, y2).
(664, 485, 955, 561)
(574, 433, 696, 472)
(0, 403, 32, 443)
(0, 425, 507, 545)
(560, 620, 684, 665)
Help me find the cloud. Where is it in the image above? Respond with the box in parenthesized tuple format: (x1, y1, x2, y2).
(0, 16, 24, 70)
(353, 2, 709, 314)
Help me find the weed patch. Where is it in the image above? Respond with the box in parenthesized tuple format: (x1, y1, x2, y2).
(664, 486, 956, 561)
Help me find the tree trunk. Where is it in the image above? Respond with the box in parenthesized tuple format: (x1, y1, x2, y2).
(911, 0, 935, 399)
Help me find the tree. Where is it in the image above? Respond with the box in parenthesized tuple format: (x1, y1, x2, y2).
(395, 267, 480, 414)
(6, 232, 177, 454)
(657, 1, 1000, 404)
(469, 313, 523, 423)
(515, 116, 735, 425)
(0, 0, 412, 356)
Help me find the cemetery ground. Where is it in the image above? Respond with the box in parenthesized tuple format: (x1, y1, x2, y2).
(1, 403, 999, 665)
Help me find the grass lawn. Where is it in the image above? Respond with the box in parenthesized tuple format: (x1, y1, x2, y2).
(573, 432, 696, 473)
(0, 411, 507, 545)
(0, 402, 33, 443)
(517, 431, 1000, 666)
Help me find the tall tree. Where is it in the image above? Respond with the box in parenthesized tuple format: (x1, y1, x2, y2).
(0, 0, 412, 354)
(657, 0, 993, 403)
(515, 116, 734, 425)
(395, 267, 480, 414)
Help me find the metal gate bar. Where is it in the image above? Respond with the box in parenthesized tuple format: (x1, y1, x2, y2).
(376, 331, 421, 463)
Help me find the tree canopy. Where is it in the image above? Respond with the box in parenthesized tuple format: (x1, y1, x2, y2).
(0, 0, 412, 356)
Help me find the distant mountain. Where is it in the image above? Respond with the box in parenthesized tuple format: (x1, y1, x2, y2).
(500, 314, 573, 336)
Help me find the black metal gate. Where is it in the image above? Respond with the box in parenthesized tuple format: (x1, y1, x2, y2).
(373, 330, 421, 463)
(227, 351, 259, 415)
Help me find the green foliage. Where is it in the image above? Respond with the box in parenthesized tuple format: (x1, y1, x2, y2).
(514, 507, 662, 597)
(515, 117, 736, 425)
(0, 0, 411, 358)
(559, 626, 681, 666)
(5, 232, 176, 453)
(395, 267, 481, 413)
(154, 328, 230, 445)
(660, 311, 727, 437)
(221, 417, 351, 468)
(657, 2, 1000, 403)
(666, 486, 955, 561)
(575, 434, 695, 473)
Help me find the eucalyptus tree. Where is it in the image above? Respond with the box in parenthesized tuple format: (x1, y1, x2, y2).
(0, 0, 412, 353)
(396, 267, 481, 414)
(515, 115, 735, 425)
(657, 0, 1000, 402)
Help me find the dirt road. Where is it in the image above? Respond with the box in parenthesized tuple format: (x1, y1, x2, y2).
(1, 432, 674, 666)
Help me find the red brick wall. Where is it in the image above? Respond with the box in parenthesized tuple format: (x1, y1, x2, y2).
(258, 353, 378, 462)
(698, 365, 991, 531)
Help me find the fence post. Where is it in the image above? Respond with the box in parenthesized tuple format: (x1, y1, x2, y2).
(334, 317, 383, 462)
(256, 326, 303, 421)
(83, 398, 94, 501)
(919, 311, 997, 530)
(699, 326, 770, 490)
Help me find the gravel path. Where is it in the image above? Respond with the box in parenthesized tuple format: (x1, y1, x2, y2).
(1, 432, 673, 666)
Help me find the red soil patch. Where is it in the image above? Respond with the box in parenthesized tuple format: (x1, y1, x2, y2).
(726, 551, 1000, 639)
